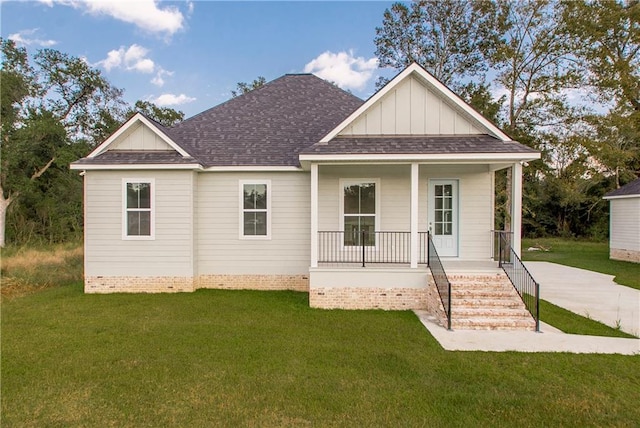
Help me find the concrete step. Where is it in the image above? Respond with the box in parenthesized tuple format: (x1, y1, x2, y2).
(452, 307, 532, 318)
(451, 317, 537, 331)
(452, 298, 525, 308)
(451, 289, 517, 299)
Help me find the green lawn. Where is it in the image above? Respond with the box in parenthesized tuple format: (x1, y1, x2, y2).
(2, 284, 639, 427)
(522, 238, 640, 290)
(539, 299, 636, 338)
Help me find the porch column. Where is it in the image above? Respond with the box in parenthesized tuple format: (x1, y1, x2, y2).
(310, 163, 319, 268)
(511, 162, 523, 258)
(410, 163, 419, 268)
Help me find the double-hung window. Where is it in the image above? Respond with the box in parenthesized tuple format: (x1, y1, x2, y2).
(342, 180, 377, 246)
(240, 180, 271, 239)
(123, 179, 154, 239)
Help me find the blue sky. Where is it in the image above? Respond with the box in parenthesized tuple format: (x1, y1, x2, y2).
(1, 1, 398, 118)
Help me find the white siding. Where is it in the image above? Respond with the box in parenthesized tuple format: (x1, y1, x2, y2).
(197, 172, 311, 275)
(340, 76, 482, 136)
(610, 198, 640, 252)
(318, 165, 410, 232)
(84, 170, 195, 276)
(318, 164, 492, 260)
(109, 122, 174, 151)
(420, 165, 493, 259)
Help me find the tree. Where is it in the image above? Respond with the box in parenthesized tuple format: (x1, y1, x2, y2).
(0, 39, 128, 246)
(374, 0, 499, 87)
(34, 48, 127, 144)
(562, 0, 640, 187)
(130, 100, 184, 127)
(231, 76, 266, 97)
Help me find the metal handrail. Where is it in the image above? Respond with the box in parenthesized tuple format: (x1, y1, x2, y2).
(317, 231, 429, 266)
(498, 233, 540, 332)
(427, 232, 452, 330)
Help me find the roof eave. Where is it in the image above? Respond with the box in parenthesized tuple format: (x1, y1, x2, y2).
(298, 152, 541, 169)
(70, 163, 203, 171)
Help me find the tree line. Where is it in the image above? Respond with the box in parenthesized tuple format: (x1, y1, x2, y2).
(375, 0, 639, 239)
(0, 39, 184, 247)
(1, 0, 638, 246)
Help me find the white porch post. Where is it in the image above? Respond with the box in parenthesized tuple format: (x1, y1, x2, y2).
(410, 163, 419, 268)
(310, 163, 319, 268)
(511, 162, 523, 258)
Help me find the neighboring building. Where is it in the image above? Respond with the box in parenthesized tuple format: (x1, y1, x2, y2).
(604, 178, 640, 263)
(71, 63, 541, 330)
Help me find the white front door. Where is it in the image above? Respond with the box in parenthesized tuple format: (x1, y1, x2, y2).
(428, 180, 458, 257)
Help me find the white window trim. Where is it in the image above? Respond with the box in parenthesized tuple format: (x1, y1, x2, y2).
(239, 179, 272, 240)
(122, 178, 155, 240)
(339, 178, 380, 249)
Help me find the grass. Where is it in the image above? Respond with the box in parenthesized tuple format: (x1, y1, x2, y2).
(0, 242, 83, 299)
(2, 285, 640, 427)
(522, 237, 640, 290)
(539, 299, 636, 338)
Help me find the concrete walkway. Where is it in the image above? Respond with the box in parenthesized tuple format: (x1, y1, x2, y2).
(414, 311, 640, 355)
(525, 261, 640, 337)
(413, 262, 640, 354)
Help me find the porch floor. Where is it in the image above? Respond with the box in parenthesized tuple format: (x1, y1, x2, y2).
(315, 260, 500, 273)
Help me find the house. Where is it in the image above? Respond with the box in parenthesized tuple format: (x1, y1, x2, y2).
(71, 63, 541, 330)
(603, 178, 640, 263)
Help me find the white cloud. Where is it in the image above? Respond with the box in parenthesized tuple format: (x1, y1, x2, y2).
(152, 93, 196, 106)
(304, 50, 378, 91)
(41, 0, 185, 36)
(8, 29, 57, 47)
(97, 44, 155, 73)
(151, 68, 174, 87)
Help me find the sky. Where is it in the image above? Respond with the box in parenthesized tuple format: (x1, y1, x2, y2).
(1, 0, 398, 118)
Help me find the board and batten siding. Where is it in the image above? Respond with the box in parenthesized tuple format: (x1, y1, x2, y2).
(318, 164, 493, 259)
(610, 198, 640, 252)
(84, 170, 195, 277)
(109, 122, 174, 151)
(197, 172, 311, 275)
(339, 76, 483, 136)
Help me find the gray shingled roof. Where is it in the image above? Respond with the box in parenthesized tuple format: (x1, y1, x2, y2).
(74, 72, 541, 168)
(301, 135, 538, 155)
(167, 74, 364, 167)
(604, 177, 640, 198)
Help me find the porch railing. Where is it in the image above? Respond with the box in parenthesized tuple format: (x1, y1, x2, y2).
(491, 230, 513, 261)
(497, 232, 540, 332)
(317, 231, 430, 266)
(427, 232, 452, 330)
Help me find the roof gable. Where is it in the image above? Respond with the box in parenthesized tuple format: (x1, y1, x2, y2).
(321, 63, 511, 142)
(88, 113, 191, 159)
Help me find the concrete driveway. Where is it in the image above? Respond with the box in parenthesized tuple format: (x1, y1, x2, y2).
(525, 261, 640, 337)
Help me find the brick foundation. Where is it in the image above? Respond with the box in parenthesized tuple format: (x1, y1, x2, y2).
(85, 276, 195, 293)
(85, 274, 309, 294)
(610, 248, 640, 263)
(197, 274, 309, 291)
(309, 286, 427, 310)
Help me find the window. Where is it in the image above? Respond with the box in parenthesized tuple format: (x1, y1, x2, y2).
(240, 180, 271, 239)
(433, 183, 453, 236)
(342, 180, 377, 246)
(123, 179, 154, 239)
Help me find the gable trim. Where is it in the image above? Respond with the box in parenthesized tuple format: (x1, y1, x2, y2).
(87, 113, 191, 159)
(319, 63, 511, 143)
(70, 163, 202, 171)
